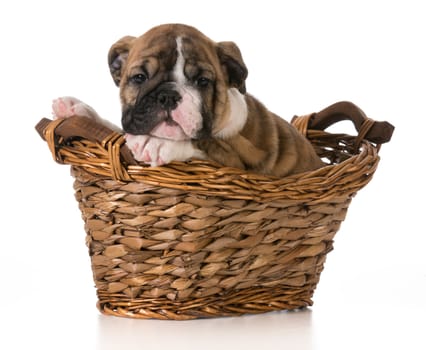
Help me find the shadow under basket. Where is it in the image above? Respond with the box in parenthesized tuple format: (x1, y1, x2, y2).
(36, 101, 393, 320)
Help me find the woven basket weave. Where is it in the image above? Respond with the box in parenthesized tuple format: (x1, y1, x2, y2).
(36, 101, 393, 320)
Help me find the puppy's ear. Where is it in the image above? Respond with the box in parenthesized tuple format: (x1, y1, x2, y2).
(217, 41, 248, 94)
(108, 36, 136, 86)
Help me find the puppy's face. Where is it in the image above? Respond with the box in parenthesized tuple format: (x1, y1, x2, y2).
(108, 24, 248, 141)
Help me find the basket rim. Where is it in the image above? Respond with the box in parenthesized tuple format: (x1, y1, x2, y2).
(66, 134, 379, 202)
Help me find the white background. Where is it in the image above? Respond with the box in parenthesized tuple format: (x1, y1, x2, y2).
(1, 0, 425, 349)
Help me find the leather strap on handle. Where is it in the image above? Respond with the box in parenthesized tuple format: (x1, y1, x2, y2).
(35, 116, 137, 165)
(299, 101, 394, 145)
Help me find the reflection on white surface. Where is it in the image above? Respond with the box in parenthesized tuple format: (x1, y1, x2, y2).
(96, 309, 313, 350)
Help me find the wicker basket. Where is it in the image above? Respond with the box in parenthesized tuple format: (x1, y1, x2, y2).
(36, 101, 393, 320)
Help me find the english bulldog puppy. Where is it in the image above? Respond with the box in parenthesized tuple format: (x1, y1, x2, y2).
(53, 24, 323, 176)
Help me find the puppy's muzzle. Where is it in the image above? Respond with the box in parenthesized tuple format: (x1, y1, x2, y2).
(122, 84, 182, 135)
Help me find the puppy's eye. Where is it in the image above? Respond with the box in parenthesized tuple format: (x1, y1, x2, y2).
(130, 73, 148, 85)
(196, 77, 211, 88)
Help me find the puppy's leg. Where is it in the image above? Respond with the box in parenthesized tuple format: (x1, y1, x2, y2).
(52, 96, 97, 119)
(52, 96, 121, 132)
(125, 134, 205, 166)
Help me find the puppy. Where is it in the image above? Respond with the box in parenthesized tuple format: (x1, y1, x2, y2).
(53, 24, 323, 176)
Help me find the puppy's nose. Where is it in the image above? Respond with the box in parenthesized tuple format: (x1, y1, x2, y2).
(157, 90, 181, 110)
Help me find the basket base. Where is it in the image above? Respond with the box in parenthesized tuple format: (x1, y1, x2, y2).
(96, 286, 315, 320)
(71, 166, 347, 320)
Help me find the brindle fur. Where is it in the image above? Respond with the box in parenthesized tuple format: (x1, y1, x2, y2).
(109, 24, 323, 177)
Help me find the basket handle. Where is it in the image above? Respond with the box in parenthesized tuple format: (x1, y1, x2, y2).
(297, 101, 394, 145)
(35, 116, 137, 165)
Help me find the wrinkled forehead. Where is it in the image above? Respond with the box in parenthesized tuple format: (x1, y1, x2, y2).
(180, 35, 218, 65)
(127, 28, 218, 71)
(127, 33, 176, 65)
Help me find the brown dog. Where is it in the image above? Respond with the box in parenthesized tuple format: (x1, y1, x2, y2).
(53, 24, 323, 176)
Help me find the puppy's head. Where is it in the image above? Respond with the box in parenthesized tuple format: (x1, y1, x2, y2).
(108, 24, 248, 141)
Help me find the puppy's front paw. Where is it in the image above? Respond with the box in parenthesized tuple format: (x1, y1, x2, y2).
(52, 96, 98, 120)
(125, 134, 156, 164)
(125, 134, 204, 166)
